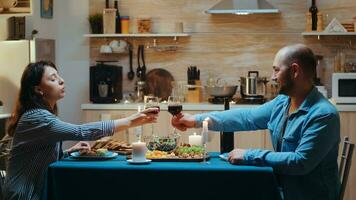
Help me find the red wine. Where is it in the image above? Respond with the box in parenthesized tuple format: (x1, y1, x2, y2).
(168, 105, 182, 116)
(146, 106, 160, 114)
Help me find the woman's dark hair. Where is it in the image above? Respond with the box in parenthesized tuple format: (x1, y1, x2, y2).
(7, 61, 58, 136)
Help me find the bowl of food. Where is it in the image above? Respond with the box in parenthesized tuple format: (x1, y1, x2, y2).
(145, 135, 180, 152)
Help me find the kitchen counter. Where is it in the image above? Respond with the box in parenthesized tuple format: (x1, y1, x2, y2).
(81, 103, 356, 112)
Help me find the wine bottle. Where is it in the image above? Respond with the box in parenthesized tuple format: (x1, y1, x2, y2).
(114, 0, 121, 33)
(309, 0, 318, 31)
(105, 0, 109, 8)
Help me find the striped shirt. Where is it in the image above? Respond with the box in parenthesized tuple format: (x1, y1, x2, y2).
(3, 109, 114, 200)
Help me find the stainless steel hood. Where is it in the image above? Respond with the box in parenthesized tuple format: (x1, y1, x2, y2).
(206, 0, 279, 15)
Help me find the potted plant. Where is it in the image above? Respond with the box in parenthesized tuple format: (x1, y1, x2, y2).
(88, 14, 103, 34)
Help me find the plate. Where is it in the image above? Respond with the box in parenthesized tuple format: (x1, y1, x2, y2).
(219, 154, 228, 161)
(127, 159, 152, 165)
(70, 151, 118, 160)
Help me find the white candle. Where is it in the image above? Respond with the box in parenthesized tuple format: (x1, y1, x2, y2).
(189, 132, 202, 146)
(202, 118, 209, 144)
(132, 141, 147, 162)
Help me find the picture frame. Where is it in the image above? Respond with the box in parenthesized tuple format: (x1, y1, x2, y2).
(41, 0, 53, 19)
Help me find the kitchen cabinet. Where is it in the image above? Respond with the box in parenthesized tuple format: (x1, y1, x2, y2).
(0, 0, 32, 16)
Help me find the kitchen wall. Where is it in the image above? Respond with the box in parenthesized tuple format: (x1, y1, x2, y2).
(0, 0, 90, 125)
(89, 0, 356, 96)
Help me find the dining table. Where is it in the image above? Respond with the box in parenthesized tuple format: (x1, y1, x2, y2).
(46, 152, 281, 200)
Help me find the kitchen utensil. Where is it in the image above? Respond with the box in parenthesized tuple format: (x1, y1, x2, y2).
(240, 71, 268, 98)
(140, 44, 147, 79)
(144, 68, 174, 101)
(127, 44, 134, 80)
(136, 45, 142, 78)
(205, 85, 237, 97)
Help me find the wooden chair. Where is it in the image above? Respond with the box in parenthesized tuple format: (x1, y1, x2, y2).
(339, 136, 355, 200)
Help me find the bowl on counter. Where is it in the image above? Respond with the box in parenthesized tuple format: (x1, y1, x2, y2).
(205, 85, 238, 97)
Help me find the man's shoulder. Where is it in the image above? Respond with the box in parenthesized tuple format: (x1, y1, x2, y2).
(309, 97, 338, 118)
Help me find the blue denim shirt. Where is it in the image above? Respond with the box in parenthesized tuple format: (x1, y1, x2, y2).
(195, 87, 340, 200)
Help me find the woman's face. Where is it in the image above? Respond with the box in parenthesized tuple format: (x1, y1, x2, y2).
(36, 66, 65, 104)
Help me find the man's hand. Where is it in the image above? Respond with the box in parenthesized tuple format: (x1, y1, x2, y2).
(228, 149, 247, 165)
(171, 113, 196, 131)
(66, 141, 91, 153)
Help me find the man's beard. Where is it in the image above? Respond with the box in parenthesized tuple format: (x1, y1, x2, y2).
(278, 74, 294, 95)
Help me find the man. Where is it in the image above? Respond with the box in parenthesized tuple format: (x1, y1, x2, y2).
(172, 44, 340, 200)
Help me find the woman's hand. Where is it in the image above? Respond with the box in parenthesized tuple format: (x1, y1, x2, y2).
(128, 107, 159, 127)
(66, 141, 91, 153)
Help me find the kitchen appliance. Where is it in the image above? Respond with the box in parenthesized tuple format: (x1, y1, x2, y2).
(240, 71, 267, 102)
(90, 61, 123, 103)
(205, 0, 279, 15)
(332, 73, 356, 104)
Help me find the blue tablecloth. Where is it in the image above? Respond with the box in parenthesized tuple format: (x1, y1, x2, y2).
(47, 153, 281, 200)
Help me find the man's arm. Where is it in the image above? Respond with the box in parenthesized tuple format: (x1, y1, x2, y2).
(194, 96, 281, 132)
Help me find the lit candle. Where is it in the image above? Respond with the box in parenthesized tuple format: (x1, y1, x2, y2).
(202, 118, 209, 144)
(189, 132, 202, 146)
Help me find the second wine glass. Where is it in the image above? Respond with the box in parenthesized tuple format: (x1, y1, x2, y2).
(167, 96, 183, 137)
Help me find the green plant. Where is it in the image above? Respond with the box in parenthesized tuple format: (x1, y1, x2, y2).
(88, 13, 103, 34)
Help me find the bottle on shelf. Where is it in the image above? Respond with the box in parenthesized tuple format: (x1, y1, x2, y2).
(105, 0, 110, 8)
(309, 0, 318, 31)
(114, 0, 121, 33)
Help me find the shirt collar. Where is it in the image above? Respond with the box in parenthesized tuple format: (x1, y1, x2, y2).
(286, 86, 318, 115)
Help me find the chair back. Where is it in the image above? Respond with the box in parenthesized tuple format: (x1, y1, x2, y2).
(339, 136, 355, 200)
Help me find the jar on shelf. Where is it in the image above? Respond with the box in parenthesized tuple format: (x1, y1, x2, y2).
(120, 16, 130, 34)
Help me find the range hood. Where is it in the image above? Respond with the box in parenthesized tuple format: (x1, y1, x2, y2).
(206, 0, 279, 15)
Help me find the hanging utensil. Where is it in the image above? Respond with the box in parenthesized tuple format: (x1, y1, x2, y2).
(127, 44, 135, 80)
(136, 45, 142, 78)
(140, 44, 146, 80)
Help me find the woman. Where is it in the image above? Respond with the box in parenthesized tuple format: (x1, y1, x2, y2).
(2, 61, 158, 200)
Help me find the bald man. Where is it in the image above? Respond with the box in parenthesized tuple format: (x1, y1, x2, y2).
(172, 44, 340, 200)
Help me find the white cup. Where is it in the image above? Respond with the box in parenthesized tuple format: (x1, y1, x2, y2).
(100, 45, 112, 53)
(132, 142, 147, 162)
(110, 40, 127, 53)
(98, 82, 108, 97)
(0, 0, 18, 11)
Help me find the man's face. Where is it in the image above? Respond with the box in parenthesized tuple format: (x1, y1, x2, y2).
(272, 52, 294, 95)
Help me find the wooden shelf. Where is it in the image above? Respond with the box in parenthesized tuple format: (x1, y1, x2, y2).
(302, 32, 356, 36)
(84, 33, 190, 38)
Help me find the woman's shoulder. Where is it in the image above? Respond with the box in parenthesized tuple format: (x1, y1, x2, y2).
(20, 108, 57, 122)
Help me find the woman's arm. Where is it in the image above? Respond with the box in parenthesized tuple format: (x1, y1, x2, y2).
(16, 108, 158, 145)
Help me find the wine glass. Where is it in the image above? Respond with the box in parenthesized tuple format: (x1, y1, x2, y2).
(167, 96, 183, 137)
(144, 96, 160, 136)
